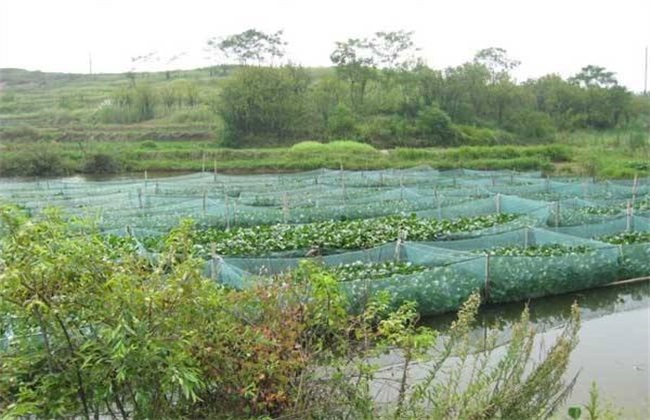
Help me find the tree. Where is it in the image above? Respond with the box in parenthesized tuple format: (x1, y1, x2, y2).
(441, 62, 491, 123)
(330, 38, 377, 110)
(569, 65, 618, 88)
(218, 65, 311, 145)
(473, 47, 520, 84)
(371, 30, 420, 71)
(211, 29, 286, 66)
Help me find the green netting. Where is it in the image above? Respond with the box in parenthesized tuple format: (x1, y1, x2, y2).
(3, 168, 647, 232)
(2, 168, 648, 316)
(340, 258, 485, 314)
(618, 243, 650, 279)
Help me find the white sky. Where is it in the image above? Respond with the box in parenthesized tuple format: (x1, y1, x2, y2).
(1, 0, 649, 92)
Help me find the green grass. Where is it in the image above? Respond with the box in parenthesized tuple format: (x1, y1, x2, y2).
(2, 134, 647, 178)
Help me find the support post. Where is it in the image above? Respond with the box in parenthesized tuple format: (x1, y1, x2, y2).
(626, 200, 633, 232)
(210, 243, 219, 281)
(484, 254, 491, 302)
(282, 192, 289, 224)
(224, 190, 230, 231)
(524, 227, 529, 249)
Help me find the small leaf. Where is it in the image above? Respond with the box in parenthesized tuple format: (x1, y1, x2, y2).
(568, 406, 582, 419)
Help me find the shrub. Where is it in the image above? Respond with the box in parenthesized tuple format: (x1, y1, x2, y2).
(1, 146, 73, 176)
(82, 153, 121, 174)
(504, 110, 556, 141)
(0, 212, 587, 419)
(327, 104, 357, 139)
(415, 104, 460, 146)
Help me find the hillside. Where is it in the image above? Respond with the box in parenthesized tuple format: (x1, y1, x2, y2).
(0, 65, 648, 178)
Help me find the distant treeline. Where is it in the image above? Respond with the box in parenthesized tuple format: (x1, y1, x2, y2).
(2, 30, 649, 149)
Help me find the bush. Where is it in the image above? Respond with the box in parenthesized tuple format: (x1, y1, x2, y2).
(1, 146, 73, 176)
(415, 104, 460, 146)
(327, 104, 357, 139)
(82, 153, 121, 174)
(0, 212, 585, 419)
(504, 110, 556, 141)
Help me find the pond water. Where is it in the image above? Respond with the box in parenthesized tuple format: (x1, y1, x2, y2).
(371, 281, 649, 417)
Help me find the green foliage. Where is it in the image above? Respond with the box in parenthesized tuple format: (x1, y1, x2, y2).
(504, 109, 556, 141)
(478, 244, 596, 257)
(567, 382, 621, 419)
(597, 231, 650, 244)
(415, 104, 459, 146)
(327, 103, 358, 138)
(212, 29, 286, 66)
(1, 144, 74, 176)
(194, 213, 517, 256)
(82, 153, 121, 174)
(218, 65, 312, 146)
(328, 261, 427, 282)
(95, 84, 158, 124)
(457, 125, 515, 145)
(0, 209, 596, 419)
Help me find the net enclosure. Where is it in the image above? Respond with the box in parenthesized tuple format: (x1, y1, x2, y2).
(1, 168, 648, 315)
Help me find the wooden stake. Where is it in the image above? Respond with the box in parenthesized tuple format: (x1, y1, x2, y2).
(524, 227, 529, 249)
(210, 243, 218, 280)
(484, 254, 491, 302)
(282, 192, 289, 224)
(626, 200, 633, 232)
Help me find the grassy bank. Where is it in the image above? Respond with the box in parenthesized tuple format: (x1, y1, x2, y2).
(1, 133, 648, 178)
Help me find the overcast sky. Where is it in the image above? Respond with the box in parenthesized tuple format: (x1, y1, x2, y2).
(1, 0, 649, 92)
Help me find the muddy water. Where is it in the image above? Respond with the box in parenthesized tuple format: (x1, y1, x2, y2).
(371, 281, 649, 416)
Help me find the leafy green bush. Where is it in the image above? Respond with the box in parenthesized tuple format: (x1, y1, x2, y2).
(326, 103, 357, 138)
(415, 104, 460, 146)
(0, 147, 73, 176)
(82, 153, 121, 174)
(0, 210, 589, 419)
(504, 109, 556, 141)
